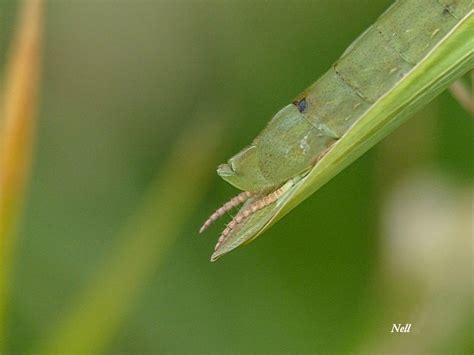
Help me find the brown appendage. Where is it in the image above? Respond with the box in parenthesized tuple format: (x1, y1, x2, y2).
(213, 185, 288, 251)
(199, 191, 253, 233)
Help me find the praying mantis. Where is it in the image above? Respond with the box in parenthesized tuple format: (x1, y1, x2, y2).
(200, 0, 473, 261)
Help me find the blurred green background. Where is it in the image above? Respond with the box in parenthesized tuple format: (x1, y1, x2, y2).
(1, 0, 472, 354)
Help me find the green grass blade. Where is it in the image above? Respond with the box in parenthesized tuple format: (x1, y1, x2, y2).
(267, 10, 473, 233)
(211, 8, 473, 260)
(39, 119, 223, 354)
(0, 0, 43, 347)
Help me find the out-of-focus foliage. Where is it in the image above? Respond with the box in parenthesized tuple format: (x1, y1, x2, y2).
(0, 1, 471, 354)
(0, 0, 42, 350)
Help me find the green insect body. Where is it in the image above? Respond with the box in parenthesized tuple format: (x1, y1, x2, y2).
(201, 0, 473, 261)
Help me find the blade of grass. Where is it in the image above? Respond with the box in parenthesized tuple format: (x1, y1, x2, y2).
(272, 10, 474, 228)
(270, 11, 474, 230)
(0, 0, 43, 348)
(210, 8, 473, 260)
(39, 119, 223, 354)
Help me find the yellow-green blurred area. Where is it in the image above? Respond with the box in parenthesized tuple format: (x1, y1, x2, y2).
(0, 0, 472, 353)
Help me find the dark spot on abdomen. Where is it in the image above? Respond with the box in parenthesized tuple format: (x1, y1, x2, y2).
(293, 98, 307, 113)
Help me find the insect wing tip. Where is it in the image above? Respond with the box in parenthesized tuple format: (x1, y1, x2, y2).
(210, 252, 220, 262)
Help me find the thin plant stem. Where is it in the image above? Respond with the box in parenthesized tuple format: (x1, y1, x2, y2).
(40, 119, 223, 354)
(0, 0, 43, 349)
(448, 76, 473, 114)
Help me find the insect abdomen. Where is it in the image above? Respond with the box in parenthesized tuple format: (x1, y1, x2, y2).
(299, 0, 470, 139)
(335, 0, 468, 100)
(217, 0, 471, 192)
